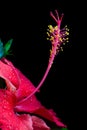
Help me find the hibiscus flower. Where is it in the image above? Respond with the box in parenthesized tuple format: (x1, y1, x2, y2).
(0, 10, 69, 130)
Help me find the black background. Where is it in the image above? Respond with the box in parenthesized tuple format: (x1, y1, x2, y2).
(0, 1, 85, 130)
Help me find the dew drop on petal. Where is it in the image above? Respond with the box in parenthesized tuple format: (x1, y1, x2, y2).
(7, 124, 12, 129)
(3, 105, 7, 109)
(9, 112, 12, 116)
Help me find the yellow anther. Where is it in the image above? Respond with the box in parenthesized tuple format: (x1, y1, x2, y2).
(66, 28, 69, 31)
(47, 32, 50, 36)
(60, 47, 63, 51)
(49, 29, 54, 33)
(59, 37, 63, 42)
(47, 38, 49, 40)
(50, 36, 54, 41)
(63, 42, 66, 45)
(54, 26, 58, 30)
(50, 49, 53, 55)
(65, 31, 69, 35)
(66, 37, 69, 40)
(48, 25, 53, 29)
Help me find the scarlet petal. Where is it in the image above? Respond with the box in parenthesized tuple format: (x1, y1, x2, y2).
(34, 107, 66, 127)
(15, 68, 36, 100)
(15, 97, 66, 127)
(32, 116, 50, 130)
(0, 59, 19, 88)
(14, 95, 41, 112)
(18, 114, 33, 130)
(0, 90, 34, 130)
(0, 58, 36, 99)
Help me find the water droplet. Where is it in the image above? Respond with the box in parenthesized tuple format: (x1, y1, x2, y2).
(9, 112, 12, 116)
(7, 124, 12, 129)
(3, 105, 7, 109)
(9, 76, 12, 79)
(3, 100, 8, 104)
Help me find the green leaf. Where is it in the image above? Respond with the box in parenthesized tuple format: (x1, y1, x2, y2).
(4, 39, 13, 56)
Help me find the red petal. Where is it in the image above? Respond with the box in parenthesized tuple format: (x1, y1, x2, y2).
(15, 68, 36, 100)
(14, 95, 41, 112)
(15, 97, 66, 127)
(0, 58, 19, 88)
(0, 114, 33, 130)
(0, 58, 36, 99)
(18, 114, 33, 130)
(0, 58, 66, 128)
(32, 116, 50, 130)
(0, 89, 33, 130)
(34, 107, 66, 127)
